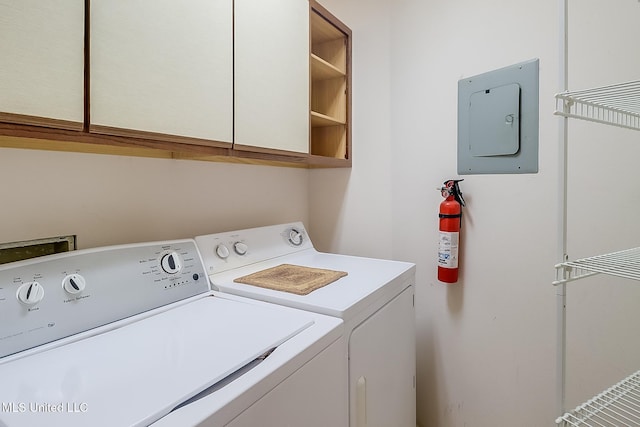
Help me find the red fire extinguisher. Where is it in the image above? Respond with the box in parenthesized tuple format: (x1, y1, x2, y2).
(438, 179, 465, 283)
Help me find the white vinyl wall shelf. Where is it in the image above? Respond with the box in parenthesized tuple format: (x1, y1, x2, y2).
(555, 80, 640, 131)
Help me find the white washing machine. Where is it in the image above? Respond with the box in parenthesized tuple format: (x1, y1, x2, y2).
(0, 239, 347, 427)
(195, 222, 417, 427)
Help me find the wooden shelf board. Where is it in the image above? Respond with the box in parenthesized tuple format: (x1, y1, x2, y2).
(310, 111, 345, 127)
(311, 54, 345, 80)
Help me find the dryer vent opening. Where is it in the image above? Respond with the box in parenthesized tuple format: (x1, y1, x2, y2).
(0, 235, 76, 265)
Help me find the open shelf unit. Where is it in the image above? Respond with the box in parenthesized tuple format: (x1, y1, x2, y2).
(555, 2, 640, 426)
(309, 2, 351, 163)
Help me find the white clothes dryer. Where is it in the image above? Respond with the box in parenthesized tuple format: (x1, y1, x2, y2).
(195, 222, 417, 427)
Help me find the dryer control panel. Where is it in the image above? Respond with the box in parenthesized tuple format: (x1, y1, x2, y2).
(195, 222, 314, 275)
(0, 240, 209, 360)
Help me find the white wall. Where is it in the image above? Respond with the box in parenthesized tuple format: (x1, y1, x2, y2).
(0, 145, 309, 249)
(310, 0, 640, 426)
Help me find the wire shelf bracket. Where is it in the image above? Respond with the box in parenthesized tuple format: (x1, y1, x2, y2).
(555, 80, 640, 131)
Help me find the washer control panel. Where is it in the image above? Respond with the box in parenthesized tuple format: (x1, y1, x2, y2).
(195, 221, 314, 275)
(0, 239, 208, 360)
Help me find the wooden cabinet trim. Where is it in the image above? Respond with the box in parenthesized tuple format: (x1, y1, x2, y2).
(0, 122, 230, 157)
(89, 124, 231, 149)
(0, 112, 83, 132)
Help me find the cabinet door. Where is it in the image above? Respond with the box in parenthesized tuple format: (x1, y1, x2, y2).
(349, 287, 416, 427)
(234, 0, 309, 154)
(90, 0, 232, 145)
(0, 0, 84, 130)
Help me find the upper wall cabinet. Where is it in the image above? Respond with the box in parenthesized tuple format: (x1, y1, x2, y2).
(234, 0, 310, 155)
(89, 0, 233, 147)
(0, 0, 84, 130)
(0, 1, 351, 168)
(309, 1, 352, 166)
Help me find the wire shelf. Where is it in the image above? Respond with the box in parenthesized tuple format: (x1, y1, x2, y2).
(555, 80, 640, 131)
(554, 247, 640, 285)
(556, 370, 640, 426)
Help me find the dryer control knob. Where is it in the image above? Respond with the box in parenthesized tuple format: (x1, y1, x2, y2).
(216, 244, 230, 259)
(160, 251, 183, 274)
(62, 274, 86, 295)
(17, 281, 45, 306)
(288, 228, 304, 246)
(234, 242, 248, 256)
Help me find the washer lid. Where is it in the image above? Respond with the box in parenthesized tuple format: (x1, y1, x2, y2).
(0, 295, 313, 427)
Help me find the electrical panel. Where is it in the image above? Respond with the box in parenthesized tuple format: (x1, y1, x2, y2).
(458, 58, 539, 174)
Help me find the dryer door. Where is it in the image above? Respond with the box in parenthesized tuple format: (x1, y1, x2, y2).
(349, 286, 416, 427)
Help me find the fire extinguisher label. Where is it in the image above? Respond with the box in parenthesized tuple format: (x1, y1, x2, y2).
(438, 231, 459, 268)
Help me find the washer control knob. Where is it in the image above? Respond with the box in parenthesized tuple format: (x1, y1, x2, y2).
(62, 274, 86, 295)
(234, 242, 248, 256)
(160, 251, 183, 274)
(17, 281, 45, 306)
(288, 228, 304, 246)
(216, 244, 230, 259)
